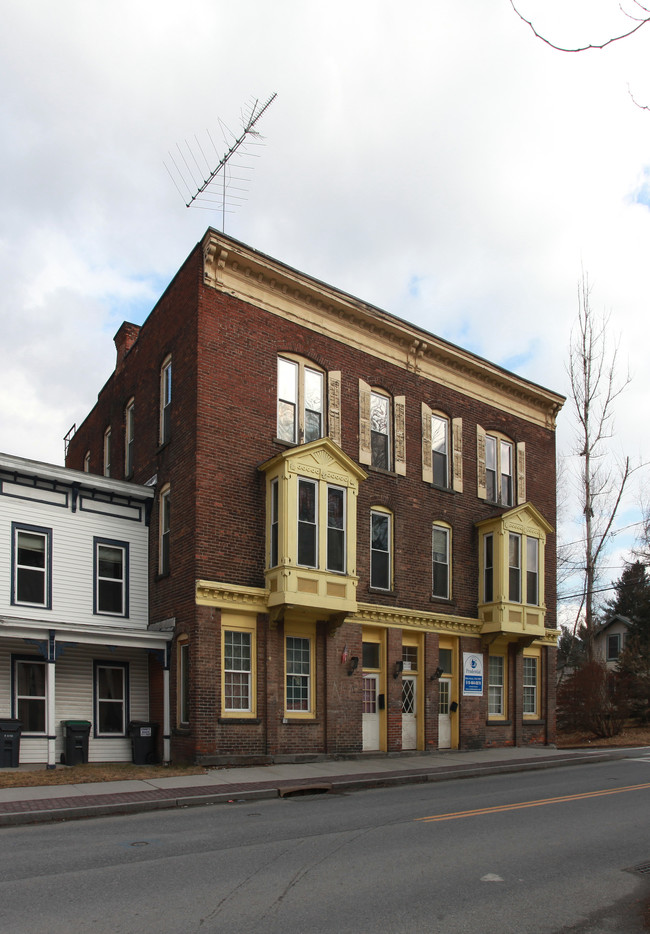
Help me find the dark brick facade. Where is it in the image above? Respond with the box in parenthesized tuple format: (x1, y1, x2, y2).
(66, 230, 562, 763)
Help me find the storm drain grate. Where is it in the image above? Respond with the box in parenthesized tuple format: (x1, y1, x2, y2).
(625, 862, 650, 875)
(278, 783, 333, 798)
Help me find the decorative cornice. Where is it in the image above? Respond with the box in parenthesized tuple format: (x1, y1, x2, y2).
(195, 580, 268, 611)
(353, 602, 483, 635)
(202, 229, 565, 429)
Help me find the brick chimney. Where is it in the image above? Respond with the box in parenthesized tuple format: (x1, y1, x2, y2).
(114, 322, 141, 371)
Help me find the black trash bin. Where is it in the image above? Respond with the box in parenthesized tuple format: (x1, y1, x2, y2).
(0, 719, 22, 768)
(62, 720, 91, 766)
(128, 721, 159, 765)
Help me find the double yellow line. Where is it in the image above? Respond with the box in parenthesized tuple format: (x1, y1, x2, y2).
(416, 782, 650, 823)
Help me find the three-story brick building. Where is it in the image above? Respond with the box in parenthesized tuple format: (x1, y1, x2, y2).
(66, 229, 564, 764)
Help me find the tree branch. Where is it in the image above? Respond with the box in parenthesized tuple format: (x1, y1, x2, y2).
(510, 0, 650, 52)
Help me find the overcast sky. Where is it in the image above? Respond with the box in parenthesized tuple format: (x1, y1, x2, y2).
(2, 1, 649, 611)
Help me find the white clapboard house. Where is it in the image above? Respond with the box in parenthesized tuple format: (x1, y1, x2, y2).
(0, 452, 172, 767)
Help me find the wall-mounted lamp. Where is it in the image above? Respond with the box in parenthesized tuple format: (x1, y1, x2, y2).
(347, 656, 359, 676)
(393, 660, 404, 679)
(430, 666, 444, 681)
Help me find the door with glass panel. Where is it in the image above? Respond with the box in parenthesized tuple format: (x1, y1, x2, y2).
(438, 677, 452, 749)
(362, 674, 380, 751)
(401, 675, 417, 749)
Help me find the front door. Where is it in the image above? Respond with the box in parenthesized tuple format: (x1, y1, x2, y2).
(362, 674, 380, 751)
(438, 677, 451, 749)
(401, 675, 417, 749)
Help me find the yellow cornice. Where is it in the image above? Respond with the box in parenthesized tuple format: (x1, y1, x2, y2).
(195, 580, 559, 646)
(196, 580, 268, 611)
(202, 230, 564, 430)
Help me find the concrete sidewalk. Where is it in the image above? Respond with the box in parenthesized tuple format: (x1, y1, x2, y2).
(1, 745, 647, 827)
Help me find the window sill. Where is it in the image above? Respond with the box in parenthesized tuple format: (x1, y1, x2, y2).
(430, 596, 455, 606)
(430, 482, 455, 494)
(366, 465, 399, 478)
(218, 717, 260, 724)
(486, 719, 512, 726)
(282, 717, 320, 724)
(173, 726, 191, 735)
(368, 587, 396, 597)
(155, 570, 171, 582)
(523, 718, 545, 725)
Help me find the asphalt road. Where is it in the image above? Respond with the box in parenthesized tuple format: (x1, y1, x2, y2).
(2, 756, 650, 934)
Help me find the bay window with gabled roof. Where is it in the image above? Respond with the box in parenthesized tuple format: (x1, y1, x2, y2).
(476, 502, 552, 640)
(259, 438, 366, 622)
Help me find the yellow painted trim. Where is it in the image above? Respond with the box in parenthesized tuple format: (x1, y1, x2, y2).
(284, 620, 316, 719)
(438, 635, 459, 749)
(221, 612, 257, 719)
(523, 645, 542, 719)
(203, 230, 564, 430)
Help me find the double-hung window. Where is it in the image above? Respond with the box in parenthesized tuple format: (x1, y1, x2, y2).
(607, 634, 622, 661)
(488, 655, 505, 716)
(103, 427, 111, 477)
(370, 509, 392, 590)
(327, 485, 345, 573)
(12, 524, 51, 608)
(370, 391, 391, 470)
(270, 478, 279, 567)
(297, 478, 318, 567)
(159, 486, 171, 575)
(431, 415, 449, 488)
(286, 635, 311, 713)
(526, 537, 539, 605)
(178, 640, 190, 725)
(224, 630, 252, 713)
(484, 533, 494, 603)
(277, 357, 324, 444)
(94, 539, 128, 616)
(94, 661, 128, 735)
(508, 533, 521, 603)
(125, 398, 135, 478)
(523, 656, 538, 716)
(14, 658, 47, 733)
(432, 524, 450, 599)
(485, 434, 514, 506)
(160, 356, 172, 445)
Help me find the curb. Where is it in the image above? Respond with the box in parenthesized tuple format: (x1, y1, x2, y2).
(0, 748, 637, 828)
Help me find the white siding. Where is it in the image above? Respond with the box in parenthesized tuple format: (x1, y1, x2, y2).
(0, 478, 149, 629)
(0, 641, 152, 764)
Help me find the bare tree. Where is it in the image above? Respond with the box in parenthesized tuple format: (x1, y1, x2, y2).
(510, 0, 650, 52)
(568, 273, 631, 660)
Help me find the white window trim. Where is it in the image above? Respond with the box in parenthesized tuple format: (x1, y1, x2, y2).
(432, 523, 451, 600)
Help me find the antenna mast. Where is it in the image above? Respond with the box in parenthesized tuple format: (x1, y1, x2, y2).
(165, 92, 277, 231)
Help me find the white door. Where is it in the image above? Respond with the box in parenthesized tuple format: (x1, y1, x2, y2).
(401, 675, 417, 750)
(362, 674, 380, 751)
(438, 677, 451, 749)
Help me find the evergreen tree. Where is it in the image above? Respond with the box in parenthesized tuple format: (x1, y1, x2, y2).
(609, 561, 650, 721)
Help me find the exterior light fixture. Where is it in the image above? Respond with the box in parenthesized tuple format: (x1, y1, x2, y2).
(394, 660, 404, 679)
(347, 656, 359, 676)
(431, 666, 444, 681)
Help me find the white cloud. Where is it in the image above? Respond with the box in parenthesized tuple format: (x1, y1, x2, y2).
(1, 0, 649, 585)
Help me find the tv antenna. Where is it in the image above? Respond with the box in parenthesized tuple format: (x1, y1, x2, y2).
(164, 92, 277, 231)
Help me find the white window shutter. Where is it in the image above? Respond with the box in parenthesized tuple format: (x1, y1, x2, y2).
(394, 395, 406, 476)
(477, 424, 487, 499)
(359, 380, 372, 466)
(421, 402, 433, 484)
(516, 441, 527, 504)
(452, 417, 463, 493)
(328, 371, 342, 447)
